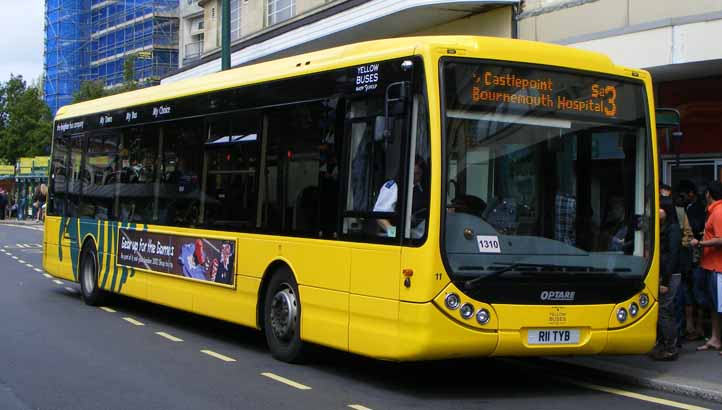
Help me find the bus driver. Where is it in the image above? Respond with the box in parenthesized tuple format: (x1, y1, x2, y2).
(373, 158, 428, 238)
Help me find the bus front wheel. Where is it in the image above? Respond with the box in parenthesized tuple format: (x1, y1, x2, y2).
(263, 268, 305, 363)
(79, 243, 104, 306)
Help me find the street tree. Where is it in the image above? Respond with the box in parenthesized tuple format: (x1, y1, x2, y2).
(0, 75, 52, 164)
(72, 79, 107, 103)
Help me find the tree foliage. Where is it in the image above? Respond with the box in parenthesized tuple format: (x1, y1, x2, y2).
(0, 75, 53, 164)
(72, 79, 108, 103)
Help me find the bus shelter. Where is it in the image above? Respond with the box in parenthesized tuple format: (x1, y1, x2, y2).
(14, 157, 49, 220)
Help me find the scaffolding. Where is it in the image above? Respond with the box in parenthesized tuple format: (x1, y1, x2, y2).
(44, 0, 91, 116)
(43, 0, 179, 116)
(90, 0, 179, 88)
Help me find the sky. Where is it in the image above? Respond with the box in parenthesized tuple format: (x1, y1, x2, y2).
(0, 1, 45, 85)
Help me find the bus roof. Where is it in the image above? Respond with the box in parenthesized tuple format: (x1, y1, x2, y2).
(55, 35, 639, 121)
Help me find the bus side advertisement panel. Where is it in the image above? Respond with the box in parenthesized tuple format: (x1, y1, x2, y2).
(116, 228, 236, 286)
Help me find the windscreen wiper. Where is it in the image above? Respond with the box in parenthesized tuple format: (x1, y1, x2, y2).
(461, 262, 623, 291)
(462, 262, 522, 290)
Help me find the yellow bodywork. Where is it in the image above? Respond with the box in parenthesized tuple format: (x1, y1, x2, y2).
(45, 36, 659, 360)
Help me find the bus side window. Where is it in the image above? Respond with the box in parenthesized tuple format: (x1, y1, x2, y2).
(66, 133, 86, 218)
(49, 135, 69, 217)
(259, 98, 340, 238)
(81, 131, 119, 220)
(343, 96, 404, 241)
(201, 111, 260, 231)
(405, 92, 431, 242)
(159, 119, 204, 228)
(117, 126, 158, 224)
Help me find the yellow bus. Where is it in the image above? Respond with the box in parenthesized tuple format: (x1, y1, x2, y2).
(44, 36, 658, 362)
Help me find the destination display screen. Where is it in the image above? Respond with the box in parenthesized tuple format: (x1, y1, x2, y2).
(444, 61, 646, 123)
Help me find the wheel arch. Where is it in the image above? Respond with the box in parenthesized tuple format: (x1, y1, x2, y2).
(256, 258, 298, 330)
(77, 233, 98, 277)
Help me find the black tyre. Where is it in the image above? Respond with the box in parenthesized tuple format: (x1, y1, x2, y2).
(79, 242, 104, 306)
(263, 267, 305, 363)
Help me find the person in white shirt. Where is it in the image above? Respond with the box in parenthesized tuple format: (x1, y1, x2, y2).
(373, 158, 428, 238)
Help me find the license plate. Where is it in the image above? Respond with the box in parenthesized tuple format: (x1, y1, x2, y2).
(527, 329, 580, 345)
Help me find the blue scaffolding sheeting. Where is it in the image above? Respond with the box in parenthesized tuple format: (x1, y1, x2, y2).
(44, 0, 91, 116)
(44, 0, 179, 116)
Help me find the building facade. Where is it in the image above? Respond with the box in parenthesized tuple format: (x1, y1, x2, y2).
(44, 0, 181, 116)
(169, 0, 519, 75)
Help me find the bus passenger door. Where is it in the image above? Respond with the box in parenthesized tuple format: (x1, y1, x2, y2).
(342, 93, 407, 358)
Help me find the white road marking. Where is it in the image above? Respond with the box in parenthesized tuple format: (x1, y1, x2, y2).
(53, 280, 63, 285)
(11, 256, 18, 259)
(201, 350, 236, 362)
(348, 405, 373, 410)
(43, 273, 52, 278)
(17, 259, 26, 263)
(1, 225, 44, 232)
(571, 380, 711, 410)
(261, 372, 312, 390)
(34, 268, 43, 272)
(16, 244, 26, 248)
(99, 307, 116, 313)
(156, 332, 183, 342)
(64, 287, 77, 293)
(25, 264, 34, 268)
(123, 317, 144, 326)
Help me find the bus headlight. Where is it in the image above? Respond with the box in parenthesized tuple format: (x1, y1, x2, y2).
(616, 307, 628, 323)
(445, 293, 460, 310)
(629, 302, 639, 317)
(639, 293, 649, 308)
(460, 303, 474, 320)
(476, 308, 490, 325)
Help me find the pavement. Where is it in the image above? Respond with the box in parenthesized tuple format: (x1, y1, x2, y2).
(2, 218, 719, 404)
(545, 336, 722, 403)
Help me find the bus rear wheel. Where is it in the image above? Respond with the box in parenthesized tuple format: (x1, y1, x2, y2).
(79, 243, 104, 306)
(263, 268, 305, 363)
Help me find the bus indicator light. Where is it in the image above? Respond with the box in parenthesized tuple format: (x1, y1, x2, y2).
(629, 302, 639, 317)
(460, 303, 474, 319)
(476, 308, 490, 325)
(445, 293, 460, 310)
(639, 293, 649, 308)
(616, 307, 628, 323)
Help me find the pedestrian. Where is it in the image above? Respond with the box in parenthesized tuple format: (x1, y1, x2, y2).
(38, 184, 47, 222)
(0, 189, 6, 221)
(691, 181, 722, 352)
(660, 183, 673, 198)
(650, 196, 682, 361)
(678, 180, 707, 341)
(17, 194, 24, 221)
(32, 185, 41, 222)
